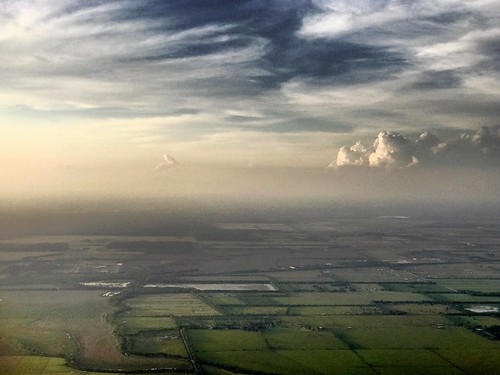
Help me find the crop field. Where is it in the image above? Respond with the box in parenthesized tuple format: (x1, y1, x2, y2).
(224, 305, 288, 315)
(124, 293, 221, 316)
(186, 329, 268, 352)
(273, 291, 430, 305)
(288, 305, 384, 315)
(1, 212, 499, 374)
(386, 303, 459, 315)
(356, 350, 465, 375)
(435, 278, 500, 293)
(116, 316, 178, 333)
(329, 267, 421, 283)
(128, 332, 188, 357)
(263, 328, 348, 350)
(430, 293, 500, 303)
(336, 325, 498, 349)
(0, 356, 114, 375)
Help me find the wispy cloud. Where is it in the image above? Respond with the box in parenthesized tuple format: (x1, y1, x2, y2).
(1, 0, 500, 173)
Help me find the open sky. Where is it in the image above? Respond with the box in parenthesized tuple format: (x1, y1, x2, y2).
(1, 0, 499, 202)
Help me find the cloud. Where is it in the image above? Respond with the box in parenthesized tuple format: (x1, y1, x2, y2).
(369, 131, 418, 168)
(329, 126, 500, 169)
(154, 154, 178, 171)
(1, 0, 500, 151)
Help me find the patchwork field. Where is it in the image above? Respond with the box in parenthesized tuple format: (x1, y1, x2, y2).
(0, 213, 499, 374)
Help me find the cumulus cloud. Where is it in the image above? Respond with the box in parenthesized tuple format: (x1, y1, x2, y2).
(154, 154, 178, 171)
(329, 141, 369, 168)
(369, 131, 418, 168)
(329, 126, 500, 169)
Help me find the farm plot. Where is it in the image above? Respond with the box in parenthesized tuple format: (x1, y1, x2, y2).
(435, 278, 500, 293)
(0, 290, 190, 372)
(276, 350, 376, 375)
(282, 315, 450, 330)
(288, 305, 384, 316)
(196, 350, 316, 375)
(273, 291, 429, 306)
(330, 267, 420, 283)
(337, 325, 499, 350)
(203, 293, 246, 306)
(263, 328, 348, 350)
(387, 303, 459, 315)
(357, 349, 465, 375)
(430, 293, 500, 303)
(127, 331, 188, 357)
(186, 329, 268, 352)
(124, 293, 221, 316)
(115, 316, 177, 333)
(224, 306, 288, 315)
(0, 356, 114, 375)
(436, 349, 500, 375)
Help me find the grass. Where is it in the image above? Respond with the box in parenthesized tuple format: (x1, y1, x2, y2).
(203, 293, 246, 306)
(356, 349, 465, 374)
(338, 326, 499, 350)
(128, 333, 188, 357)
(195, 350, 317, 375)
(116, 316, 177, 333)
(0, 290, 192, 372)
(436, 349, 500, 375)
(381, 283, 451, 293)
(288, 305, 383, 316)
(263, 327, 348, 350)
(387, 303, 459, 315)
(430, 293, 500, 303)
(273, 291, 429, 306)
(331, 267, 419, 283)
(0, 355, 114, 375)
(125, 293, 221, 316)
(224, 306, 288, 315)
(435, 278, 500, 293)
(186, 329, 268, 352)
(277, 350, 376, 375)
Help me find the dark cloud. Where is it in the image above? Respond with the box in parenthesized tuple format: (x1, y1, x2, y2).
(2, 0, 500, 141)
(95, 0, 407, 88)
(409, 70, 463, 91)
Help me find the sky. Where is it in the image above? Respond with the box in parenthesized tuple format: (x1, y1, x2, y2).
(1, 0, 499, 202)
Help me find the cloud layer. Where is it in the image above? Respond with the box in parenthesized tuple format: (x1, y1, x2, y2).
(1, 0, 499, 137)
(329, 126, 500, 169)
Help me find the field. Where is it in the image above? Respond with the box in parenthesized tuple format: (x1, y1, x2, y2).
(0, 210, 499, 374)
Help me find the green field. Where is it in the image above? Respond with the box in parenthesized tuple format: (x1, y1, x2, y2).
(357, 350, 465, 375)
(187, 329, 268, 352)
(274, 291, 429, 306)
(128, 332, 188, 357)
(125, 293, 221, 316)
(288, 305, 383, 315)
(116, 316, 177, 333)
(0, 356, 113, 375)
(436, 279, 500, 293)
(1, 219, 500, 375)
(337, 326, 498, 349)
(224, 306, 288, 315)
(263, 328, 348, 350)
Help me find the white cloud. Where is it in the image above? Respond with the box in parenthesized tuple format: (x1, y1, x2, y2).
(329, 126, 500, 169)
(330, 142, 369, 168)
(155, 154, 178, 171)
(369, 131, 418, 168)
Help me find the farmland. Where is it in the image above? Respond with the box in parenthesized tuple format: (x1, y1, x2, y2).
(0, 206, 499, 374)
